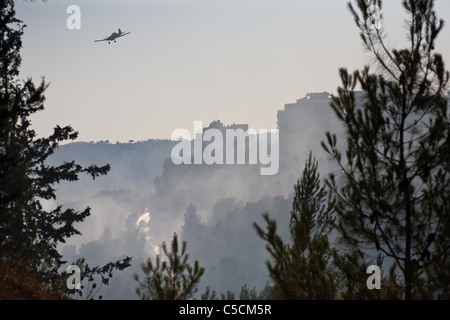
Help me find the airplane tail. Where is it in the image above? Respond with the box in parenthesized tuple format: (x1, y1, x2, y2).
(118, 28, 122, 34)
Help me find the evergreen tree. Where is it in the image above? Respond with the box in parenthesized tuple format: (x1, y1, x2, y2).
(180, 203, 205, 254)
(68, 257, 132, 300)
(322, 0, 450, 299)
(200, 286, 235, 300)
(0, 0, 131, 296)
(254, 153, 338, 299)
(134, 233, 205, 300)
(239, 281, 272, 300)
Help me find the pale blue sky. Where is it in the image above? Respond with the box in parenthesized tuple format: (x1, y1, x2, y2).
(15, 0, 450, 142)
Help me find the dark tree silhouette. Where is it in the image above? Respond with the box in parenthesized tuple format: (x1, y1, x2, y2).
(254, 153, 338, 299)
(134, 233, 205, 300)
(322, 0, 450, 299)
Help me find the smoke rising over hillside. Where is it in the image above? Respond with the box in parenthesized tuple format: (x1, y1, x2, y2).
(50, 93, 345, 299)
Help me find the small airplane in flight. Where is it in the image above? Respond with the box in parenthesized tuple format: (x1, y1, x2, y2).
(94, 28, 131, 44)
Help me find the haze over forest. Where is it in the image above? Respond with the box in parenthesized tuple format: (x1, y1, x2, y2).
(49, 92, 344, 299)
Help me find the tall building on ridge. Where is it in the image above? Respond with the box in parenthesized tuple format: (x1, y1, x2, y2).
(276, 92, 339, 185)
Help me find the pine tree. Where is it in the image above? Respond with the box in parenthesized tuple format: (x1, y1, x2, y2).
(134, 233, 205, 300)
(322, 0, 450, 299)
(0, 0, 131, 296)
(254, 153, 338, 299)
(238, 281, 272, 300)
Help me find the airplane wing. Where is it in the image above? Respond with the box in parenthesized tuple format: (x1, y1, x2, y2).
(94, 38, 108, 42)
(119, 32, 131, 37)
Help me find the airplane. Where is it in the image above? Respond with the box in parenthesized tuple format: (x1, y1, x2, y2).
(94, 28, 131, 44)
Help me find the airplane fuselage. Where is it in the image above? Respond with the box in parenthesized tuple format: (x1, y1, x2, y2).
(106, 33, 120, 41)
